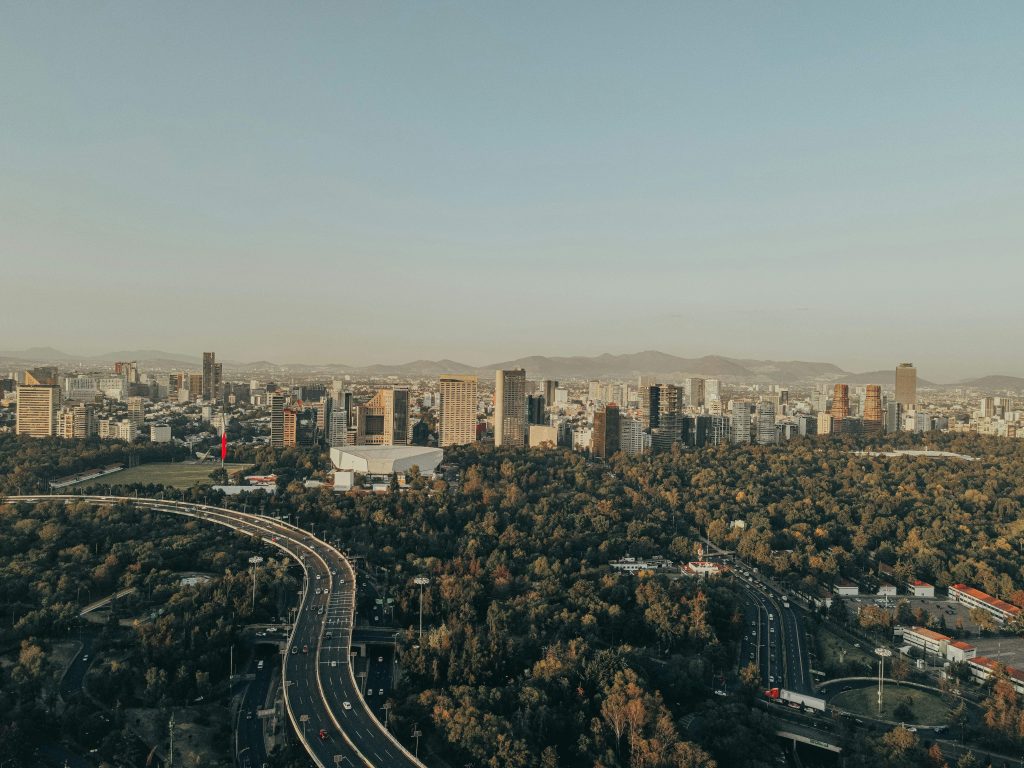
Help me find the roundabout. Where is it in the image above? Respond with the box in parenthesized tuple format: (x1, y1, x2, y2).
(817, 677, 970, 730)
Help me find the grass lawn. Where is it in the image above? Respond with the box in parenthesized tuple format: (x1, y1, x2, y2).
(69, 462, 253, 489)
(831, 685, 952, 724)
(816, 626, 876, 674)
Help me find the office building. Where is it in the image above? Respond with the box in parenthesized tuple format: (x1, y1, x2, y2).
(438, 374, 478, 447)
(542, 380, 559, 407)
(356, 388, 409, 446)
(127, 396, 145, 427)
(658, 384, 684, 421)
(150, 424, 172, 443)
(755, 402, 777, 444)
(57, 403, 97, 439)
(270, 392, 286, 448)
(816, 412, 833, 436)
(862, 385, 883, 434)
(527, 395, 546, 426)
(15, 384, 61, 437)
(494, 369, 527, 448)
(529, 424, 559, 449)
(730, 401, 752, 444)
(885, 401, 902, 433)
(797, 413, 817, 437)
(328, 404, 348, 448)
(980, 397, 996, 418)
(202, 352, 222, 402)
(830, 384, 850, 431)
(619, 416, 648, 456)
(705, 379, 721, 402)
(114, 361, 139, 384)
(685, 378, 705, 409)
(592, 404, 621, 458)
(895, 363, 917, 410)
(24, 366, 59, 386)
(639, 384, 660, 430)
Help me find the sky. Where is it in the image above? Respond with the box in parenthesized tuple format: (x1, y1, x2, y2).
(2, 2, 1022, 382)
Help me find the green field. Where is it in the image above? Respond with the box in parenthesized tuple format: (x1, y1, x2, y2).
(69, 462, 254, 490)
(831, 685, 952, 724)
(815, 626, 876, 674)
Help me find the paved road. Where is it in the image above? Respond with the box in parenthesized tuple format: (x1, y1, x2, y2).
(9, 494, 426, 768)
(237, 645, 279, 768)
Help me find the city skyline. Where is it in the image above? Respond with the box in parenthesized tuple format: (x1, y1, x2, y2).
(2, 3, 1022, 380)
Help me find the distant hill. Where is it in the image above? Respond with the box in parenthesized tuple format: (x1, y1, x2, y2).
(955, 375, 1024, 392)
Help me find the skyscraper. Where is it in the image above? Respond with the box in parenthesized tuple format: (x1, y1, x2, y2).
(830, 384, 850, 430)
(127, 396, 145, 428)
(755, 401, 777, 444)
(542, 380, 559, 407)
(895, 363, 917, 410)
(15, 384, 61, 437)
(863, 385, 883, 433)
(730, 401, 752, 444)
(494, 369, 527, 448)
(269, 392, 286, 448)
(202, 352, 221, 402)
(592, 403, 621, 458)
(357, 388, 410, 446)
(705, 379, 721, 402)
(639, 384, 660, 430)
(685, 378, 705, 409)
(527, 395, 546, 425)
(57, 403, 97, 439)
(439, 374, 478, 447)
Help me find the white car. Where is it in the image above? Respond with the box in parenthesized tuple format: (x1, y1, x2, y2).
(342, 701, 352, 710)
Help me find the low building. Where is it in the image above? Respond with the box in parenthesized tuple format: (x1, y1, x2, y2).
(909, 580, 935, 598)
(968, 656, 1024, 695)
(329, 446, 444, 477)
(528, 425, 559, 448)
(333, 470, 355, 492)
(610, 555, 674, 573)
(949, 584, 1021, 624)
(903, 626, 949, 658)
(877, 583, 898, 597)
(681, 561, 726, 578)
(947, 640, 977, 663)
(833, 580, 859, 597)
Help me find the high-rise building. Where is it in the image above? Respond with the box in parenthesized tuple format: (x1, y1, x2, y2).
(57, 403, 97, 438)
(685, 378, 705, 409)
(816, 412, 834, 435)
(619, 416, 648, 456)
(980, 397, 996, 418)
(16, 384, 61, 437)
(885, 402, 902, 433)
(639, 384, 661, 430)
(527, 395, 546, 426)
(895, 363, 917, 410)
(283, 408, 297, 447)
(542, 380, 559, 407)
(494, 369, 527, 448)
(114, 361, 139, 384)
(127, 396, 145, 427)
(730, 401, 752, 444)
(830, 384, 850, 430)
(755, 402, 777, 444)
(24, 366, 59, 386)
(356, 388, 410, 446)
(863, 385, 883, 433)
(658, 384, 684, 423)
(439, 374, 478, 447)
(270, 392, 286, 448)
(592, 404, 621, 458)
(705, 379, 721, 402)
(328, 400, 348, 448)
(202, 352, 221, 402)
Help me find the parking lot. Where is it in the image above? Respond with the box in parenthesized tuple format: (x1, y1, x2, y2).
(844, 596, 983, 635)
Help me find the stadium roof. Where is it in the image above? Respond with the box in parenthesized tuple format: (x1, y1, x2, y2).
(330, 446, 443, 475)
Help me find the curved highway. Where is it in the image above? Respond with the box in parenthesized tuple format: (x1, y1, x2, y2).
(6, 494, 425, 768)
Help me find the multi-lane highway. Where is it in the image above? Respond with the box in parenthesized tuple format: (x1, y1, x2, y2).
(7, 494, 425, 768)
(738, 581, 812, 694)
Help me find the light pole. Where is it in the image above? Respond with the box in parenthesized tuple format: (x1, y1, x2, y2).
(414, 577, 430, 636)
(875, 647, 893, 717)
(249, 555, 264, 611)
(382, 701, 392, 730)
(412, 724, 422, 758)
(300, 713, 309, 741)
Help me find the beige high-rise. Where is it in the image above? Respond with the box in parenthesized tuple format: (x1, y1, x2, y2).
(439, 375, 478, 447)
(494, 369, 527, 448)
(895, 363, 917, 409)
(16, 384, 61, 437)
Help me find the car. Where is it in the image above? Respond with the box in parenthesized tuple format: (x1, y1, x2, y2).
(82, 655, 89, 662)
(331, 660, 338, 667)
(319, 728, 328, 741)
(315, 574, 321, 580)
(326, 632, 333, 640)
(841, 686, 852, 692)
(367, 688, 373, 696)
(378, 688, 384, 695)
(713, 689, 727, 697)
(378, 656, 384, 663)
(246, 711, 253, 720)
(315, 588, 321, 595)
(257, 660, 264, 670)
(302, 645, 309, 654)
(905, 726, 917, 733)
(933, 725, 947, 733)
(342, 701, 352, 710)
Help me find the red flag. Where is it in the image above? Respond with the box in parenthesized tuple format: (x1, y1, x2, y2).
(221, 432, 227, 462)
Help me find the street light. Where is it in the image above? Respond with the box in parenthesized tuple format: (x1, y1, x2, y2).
(413, 577, 430, 636)
(249, 556, 264, 611)
(412, 724, 423, 758)
(875, 647, 893, 717)
(300, 713, 309, 740)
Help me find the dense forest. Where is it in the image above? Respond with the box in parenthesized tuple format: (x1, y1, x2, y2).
(3, 431, 1024, 766)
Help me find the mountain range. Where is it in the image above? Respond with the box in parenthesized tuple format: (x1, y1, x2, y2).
(2, 347, 1022, 389)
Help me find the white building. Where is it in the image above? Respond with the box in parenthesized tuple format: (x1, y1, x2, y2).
(909, 580, 935, 598)
(619, 417, 649, 456)
(150, 424, 172, 443)
(329, 445, 443, 477)
(755, 402, 777, 445)
(528, 425, 559, 449)
(730, 401, 751, 444)
(833, 580, 859, 596)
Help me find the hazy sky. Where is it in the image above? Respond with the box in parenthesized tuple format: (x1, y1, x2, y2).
(2, 3, 1022, 381)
